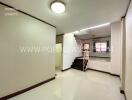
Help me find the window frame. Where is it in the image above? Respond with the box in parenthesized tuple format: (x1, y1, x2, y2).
(95, 42, 107, 53)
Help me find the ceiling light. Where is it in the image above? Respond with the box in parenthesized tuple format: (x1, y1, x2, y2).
(74, 31, 79, 34)
(51, 1, 65, 14)
(80, 23, 110, 31)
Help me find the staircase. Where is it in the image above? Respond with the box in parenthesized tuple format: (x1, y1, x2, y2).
(71, 57, 88, 71)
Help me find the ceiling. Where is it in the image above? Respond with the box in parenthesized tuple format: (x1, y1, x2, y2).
(0, 0, 129, 34)
(75, 24, 111, 39)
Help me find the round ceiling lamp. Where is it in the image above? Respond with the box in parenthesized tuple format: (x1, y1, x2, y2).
(51, 1, 66, 14)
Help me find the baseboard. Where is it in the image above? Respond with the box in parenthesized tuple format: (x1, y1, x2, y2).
(120, 90, 125, 94)
(124, 93, 127, 100)
(61, 68, 71, 72)
(110, 73, 120, 77)
(85, 68, 89, 72)
(87, 68, 120, 77)
(0, 77, 55, 100)
(120, 90, 127, 100)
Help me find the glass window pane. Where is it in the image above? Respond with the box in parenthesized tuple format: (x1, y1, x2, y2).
(95, 42, 107, 52)
(101, 48, 107, 52)
(96, 48, 101, 52)
(101, 43, 107, 48)
(101, 43, 107, 52)
(95, 43, 101, 48)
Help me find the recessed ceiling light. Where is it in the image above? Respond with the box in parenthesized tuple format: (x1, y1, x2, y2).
(68, 23, 110, 34)
(80, 23, 110, 31)
(51, 1, 65, 14)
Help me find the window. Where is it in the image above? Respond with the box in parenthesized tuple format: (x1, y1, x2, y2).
(95, 42, 107, 52)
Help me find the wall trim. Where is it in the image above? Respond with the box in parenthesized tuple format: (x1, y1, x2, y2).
(65, 67, 120, 77)
(0, 2, 56, 28)
(87, 68, 120, 77)
(122, 0, 132, 18)
(66, 68, 120, 77)
(61, 68, 71, 72)
(0, 77, 55, 100)
(56, 34, 64, 36)
(120, 90, 125, 94)
(89, 56, 111, 58)
(120, 90, 127, 100)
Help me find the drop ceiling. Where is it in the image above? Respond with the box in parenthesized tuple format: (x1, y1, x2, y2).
(75, 24, 111, 39)
(0, 0, 129, 34)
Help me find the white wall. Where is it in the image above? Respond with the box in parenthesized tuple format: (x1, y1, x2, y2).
(79, 22, 122, 75)
(81, 37, 111, 58)
(63, 22, 122, 75)
(111, 21, 122, 75)
(125, 0, 132, 100)
(63, 33, 82, 70)
(88, 59, 111, 72)
(0, 4, 56, 97)
(82, 38, 111, 73)
(88, 22, 122, 75)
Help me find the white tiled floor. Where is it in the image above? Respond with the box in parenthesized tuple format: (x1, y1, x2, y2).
(9, 69, 125, 100)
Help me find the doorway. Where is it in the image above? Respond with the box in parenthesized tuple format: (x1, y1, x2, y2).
(55, 43, 62, 71)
